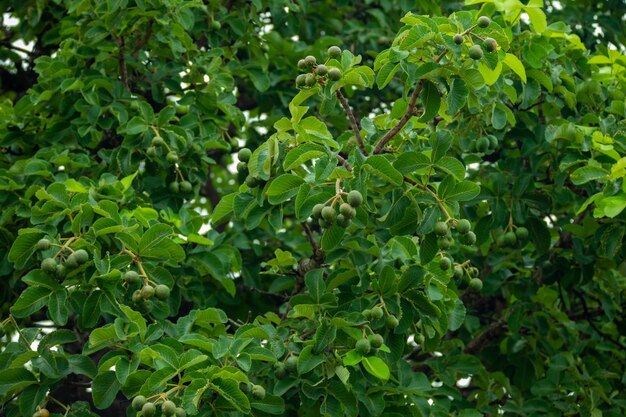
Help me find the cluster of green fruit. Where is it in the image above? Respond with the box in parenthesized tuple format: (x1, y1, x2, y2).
(469, 134, 499, 154)
(241, 382, 267, 400)
(362, 305, 399, 329)
(434, 219, 476, 250)
(273, 354, 299, 379)
(235, 147, 265, 188)
(132, 396, 186, 417)
(124, 270, 171, 303)
(311, 190, 362, 229)
(38, 238, 89, 279)
(452, 16, 497, 61)
(496, 226, 528, 247)
(294, 46, 343, 88)
(355, 332, 387, 355)
(148, 136, 193, 194)
(31, 408, 49, 417)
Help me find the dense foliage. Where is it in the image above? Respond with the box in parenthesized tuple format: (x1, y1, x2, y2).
(1, 1, 625, 417)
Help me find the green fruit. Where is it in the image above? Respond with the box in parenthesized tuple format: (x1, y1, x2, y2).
(370, 306, 384, 320)
(147, 146, 158, 157)
(238, 148, 252, 162)
(328, 67, 342, 81)
(515, 227, 529, 239)
(316, 64, 328, 76)
(65, 254, 79, 268)
(347, 190, 363, 207)
(468, 267, 479, 277)
(55, 264, 66, 279)
(453, 34, 464, 45)
(40, 410, 50, 417)
(162, 400, 177, 416)
(241, 382, 251, 393)
(477, 16, 491, 28)
(362, 308, 372, 319)
(180, 181, 193, 193)
(211, 20, 221, 30)
(386, 315, 399, 329)
(252, 384, 266, 400)
(175, 407, 187, 417)
(484, 37, 498, 52)
(141, 285, 155, 300)
(415, 334, 425, 345)
(166, 151, 179, 163)
(339, 203, 356, 219)
(155, 284, 170, 300)
(245, 175, 259, 188)
(312, 203, 325, 219)
(456, 219, 471, 234)
(355, 338, 371, 355)
(468, 44, 484, 60)
(321, 206, 336, 222)
(434, 221, 448, 236)
(319, 218, 331, 228)
(285, 355, 298, 372)
(132, 290, 143, 303)
(142, 402, 156, 417)
(462, 231, 477, 245)
(132, 396, 147, 411)
(296, 74, 306, 87)
(440, 257, 452, 271)
(304, 55, 316, 66)
(304, 73, 316, 87)
(41, 258, 57, 274)
(328, 46, 341, 58)
(274, 361, 287, 378)
(73, 249, 88, 264)
(237, 161, 248, 173)
(32, 411, 40, 417)
(469, 278, 483, 292)
(336, 214, 351, 228)
(124, 270, 140, 283)
(368, 333, 384, 348)
(503, 231, 517, 245)
(297, 59, 307, 69)
(453, 265, 464, 279)
(37, 238, 50, 250)
(440, 236, 453, 249)
(476, 136, 490, 152)
(152, 136, 165, 147)
(169, 181, 180, 193)
(487, 135, 499, 149)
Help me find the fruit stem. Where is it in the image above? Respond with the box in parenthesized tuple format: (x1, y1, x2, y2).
(54, 236, 76, 259)
(46, 395, 69, 412)
(469, 32, 486, 42)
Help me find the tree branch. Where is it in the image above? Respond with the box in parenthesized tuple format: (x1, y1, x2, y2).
(464, 319, 506, 354)
(114, 36, 129, 89)
(336, 154, 353, 172)
(132, 19, 154, 59)
(336, 89, 367, 155)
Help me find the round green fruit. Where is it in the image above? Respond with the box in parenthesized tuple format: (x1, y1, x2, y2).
(453, 34, 464, 45)
(336, 214, 351, 228)
(362, 308, 372, 319)
(304, 55, 316, 66)
(304, 73, 317, 87)
(440, 257, 452, 271)
(476, 136, 490, 152)
(65, 254, 79, 268)
(316, 64, 328, 76)
(252, 385, 266, 400)
(141, 285, 155, 300)
(515, 227, 529, 239)
(328, 45, 342, 58)
(147, 146, 158, 157)
(152, 136, 165, 147)
(355, 338, 371, 355)
(175, 407, 187, 417)
(274, 361, 287, 378)
(339, 203, 356, 219)
(132, 396, 147, 411)
(477, 16, 491, 28)
(370, 306, 384, 320)
(503, 231, 517, 245)
(162, 400, 177, 416)
(41, 258, 57, 274)
(456, 219, 471, 234)
(487, 135, 499, 149)
(155, 284, 170, 300)
(55, 264, 66, 279)
(469, 278, 483, 292)
(142, 402, 156, 417)
(236, 161, 248, 173)
(169, 181, 180, 193)
(74, 249, 89, 264)
(285, 355, 298, 372)
(321, 206, 336, 222)
(319, 218, 331, 228)
(453, 265, 464, 280)
(211, 20, 221, 30)
(438, 236, 451, 250)
(124, 270, 140, 283)
(468, 44, 484, 60)
(37, 238, 50, 250)
(40, 411, 50, 417)
(462, 231, 477, 245)
(132, 290, 143, 303)
(434, 221, 448, 236)
(245, 175, 259, 188)
(312, 203, 325, 219)
(297, 59, 307, 69)
(484, 37, 498, 52)
(180, 181, 193, 193)
(368, 333, 384, 348)
(296, 74, 306, 87)
(347, 190, 363, 207)
(166, 151, 179, 163)
(328, 67, 342, 81)
(238, 148, 252, 162)
(386, 315, 399, 329)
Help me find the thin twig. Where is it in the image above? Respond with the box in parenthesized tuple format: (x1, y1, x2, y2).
(336, 154, 353, 172)
(115, 36, 129, 89)
(336, 89, 367, 155)
(133, 19, 154, 58)
(0, 41, 32, 54)
(404, 176, 452, 220)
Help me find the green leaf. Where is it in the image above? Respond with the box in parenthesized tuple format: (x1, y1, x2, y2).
(376, 62, 400, 89)
(570, 165, 608, 185)
(446, 78, 468, 115)
(266, 174, 305, 204)
(10, 286, 50, 318)
(212, 192, 238, 224)
(210, 378, 251, 413)
(448, 299, 466, 331)
(0, 368, 37, 396)
(443, 180, 480, 202)
(250, 394, 286, 415)
(503, 53, 527, 83)
(297, 345, 325, 374)
(8, 230, 45, 269)
(364, 155, 403, 186)
(418, 80, 440, 122)
(362, 356, 390, 380)
(92, 371, 122, 409)
(283, 143, 326, 171)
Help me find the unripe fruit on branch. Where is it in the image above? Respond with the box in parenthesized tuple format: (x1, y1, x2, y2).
(328, 46, 341, 58)
(175, 408, 187, 417)
(238, 148, 252, 162)
(369, 333, 384, 348)
(370, 306, 384, 320)
(180, 181, 193, 193)
(456, 219, 471, 234)
(73, 249, 89, 264)
(386, 315, 399, 329)
(297, 59, 306, 69)
(132, 396, 147, 411)
(169, 181, 180, 193)
(469, 278, 483, 292)
(321, 206, 336, 222)
(56, 264, 66, 279)
(356, 338, 371, 354)
(155, 284, 170, 300)
(141, 285, 155, 300)
(328, 68, 342, 81)
(462, 231, 477, 245)
(477, 16, 491, 28)
(434, 221, 448, 236)
(166, 151, 179, 163)
(142, 402, 156, 417)
(304, 55, 316, 66)
(468, 45, 483, 60)
(132, 290, 142, 303)
(339, 203, 356, 219)
(162, 400, 177, 416)
(453, 265, 464, 280)
(315, 64, 328, 76)
(440, 257, 452, 271)
(453, 34, 464, 45)
(37, 238, 50, 250)
(41, 258, 57, 274)
(347, 190, 363, 207)
(515, 227, 528, 239)
(438, 236, 451, 250)
(284, 355, 298, 372)
(124, 270, 140, 283)
(152, 136, 165, 147)
(252, 384, 266, 400)
(305, 74, 317, 87)
(484, 37, 498, 52)
(296, 74, 306, 87)
(336, 214, 351, 228)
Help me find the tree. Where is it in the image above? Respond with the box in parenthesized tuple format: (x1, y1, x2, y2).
(1, 1, 625, 417)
